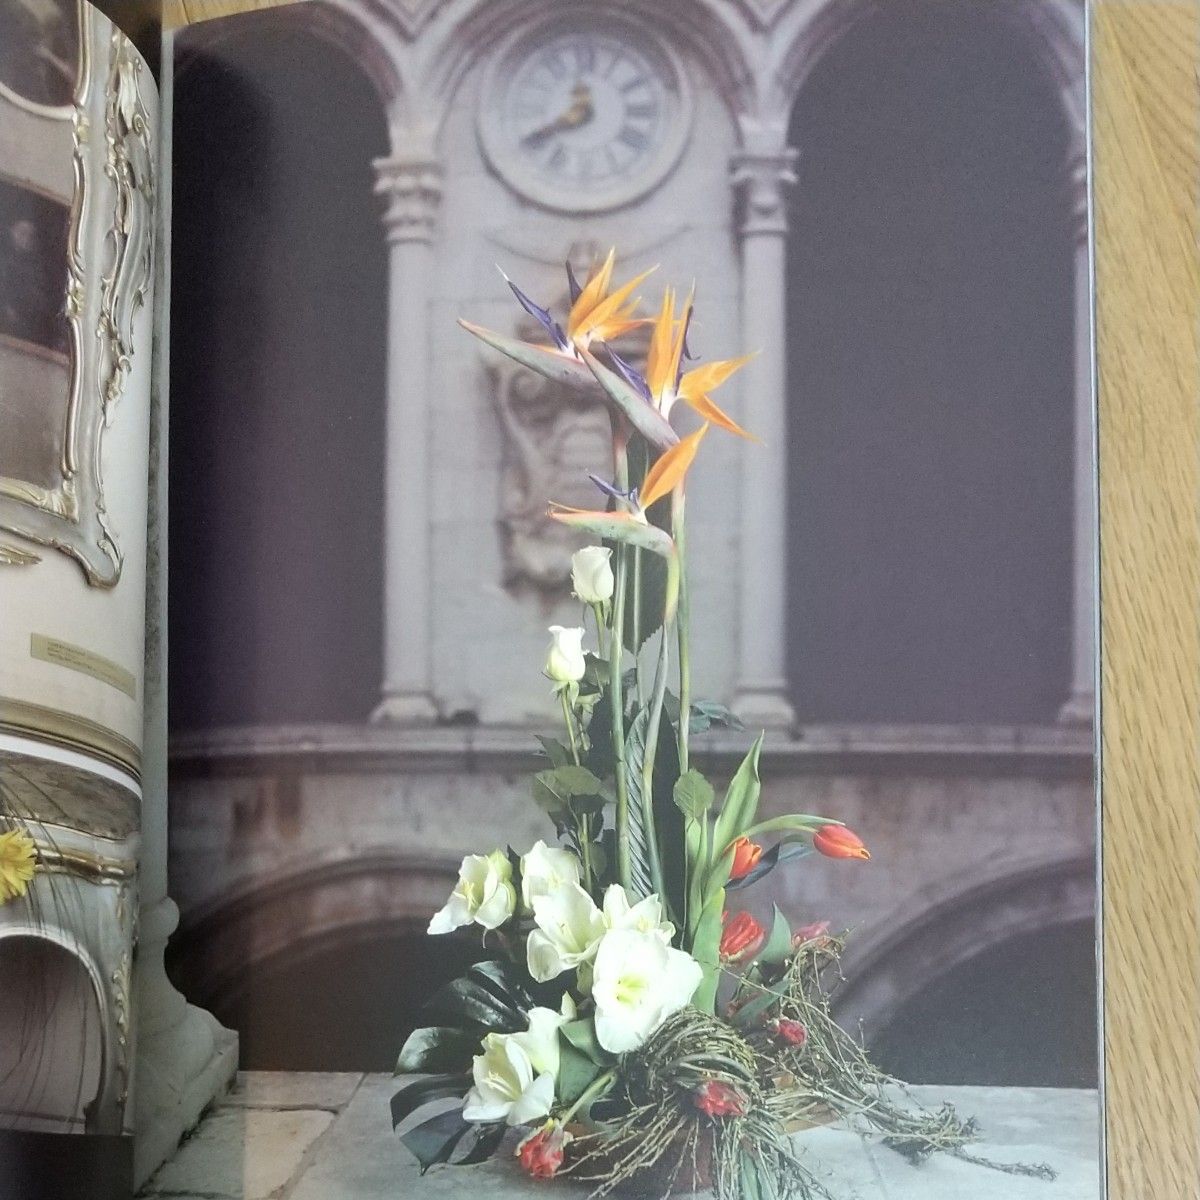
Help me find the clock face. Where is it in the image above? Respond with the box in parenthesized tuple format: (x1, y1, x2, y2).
(479, 21, 691, 213)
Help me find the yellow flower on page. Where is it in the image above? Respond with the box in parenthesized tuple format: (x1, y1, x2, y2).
(0, 828, 36, 904)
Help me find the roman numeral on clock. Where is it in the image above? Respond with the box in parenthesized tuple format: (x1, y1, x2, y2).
(617, 125, 648, 152)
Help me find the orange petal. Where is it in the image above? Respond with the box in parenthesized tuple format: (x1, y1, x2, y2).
(644, 288, 677, 398)
(678, 352, 757, 399)
(568, 248, 615, 331)
(572, 266, 657, 341)
(640, 423, 709, 510)
(682, 391, 759, 442)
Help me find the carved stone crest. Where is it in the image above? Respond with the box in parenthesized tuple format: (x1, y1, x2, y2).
(488, 246, 648, 597)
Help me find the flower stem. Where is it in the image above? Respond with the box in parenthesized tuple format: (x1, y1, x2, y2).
(610, 425, 632, 894)
(672, 492, 691, 774)
(560, 690, 581, 766)
(591, 602, 608, 659)
(631, 548, 645, 705)
(562, 1068, 618, 1125)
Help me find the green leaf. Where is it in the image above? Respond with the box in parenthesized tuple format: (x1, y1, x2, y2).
(673, 769, 715, 819)
(460, 320, 595, 390)
(395, 1027, 479, 1076)
(561, 1017, 608, 1065)
(622, 708, 658, 903)
(533, 765, 605, 818)
(712, 735, 765, 859)
(731, 977, 788, 1028)
(757, 905, 793, 967)
(690, 887, 726, 1013)
(424, 961, 546, 1033)
(689, 700, 745, 734)
(552, 509, 675, 559)
(725, 840, 812, 892)
(390, 1074, 470, 1131)
(535, 736, 571, 768)
(579, 345, 680, 451)
(557, 1040, 606, 1107)
(739, 813, 838, 842)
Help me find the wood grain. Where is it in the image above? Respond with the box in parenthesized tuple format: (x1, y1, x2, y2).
(1093, 3, 1200, 1198)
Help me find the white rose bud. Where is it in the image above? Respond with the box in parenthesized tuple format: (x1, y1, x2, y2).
(544, 625, 586, 688)
(571, 546, 615, 605)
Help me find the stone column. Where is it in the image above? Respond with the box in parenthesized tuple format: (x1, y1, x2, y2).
(134, 33, 237, 1186)
(730, 139, 799, 729)
(370, 153, 442, 724)
(1060, 144, 1096, 725)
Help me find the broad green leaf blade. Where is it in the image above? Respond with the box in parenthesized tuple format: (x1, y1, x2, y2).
(757, 904, 793, 967)
(673, 769, 715, 819)
(459, 320, 595, 389)
(579, 345, 680, 451)
(712, 735, 765, 859)
(622, 708, 658, 903)
(689, 700, 745, 734)
(550, 509, 676, 558)
(396, 1103, 475, 1173)
(739, 813, 840, 842)
(390, 1074, 470, 1131)
(395, 1027, 479, 1076)
(690, 887, 726, 1013)
(724, 840, 812, 891)
(560, 1017, 610, 1065)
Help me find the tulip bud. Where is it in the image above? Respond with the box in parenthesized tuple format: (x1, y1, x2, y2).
(515, 1121, 572, 1179)
(791, 920, 831, 949)
(767, 1018, 808, 1047)
(728, 836, 763, 881)
(812, 825, 870, 861)
(570, 546, 615, 605)
(692, 1080, 747, 1118)
(544, 625, 586, 688)
(719, 910, 766, 963)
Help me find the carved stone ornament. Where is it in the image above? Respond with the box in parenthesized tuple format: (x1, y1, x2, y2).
(489, 244, 649, 597)
(0, 4, 155, 586)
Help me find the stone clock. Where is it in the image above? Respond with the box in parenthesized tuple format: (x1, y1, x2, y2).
(478, 16, 692, 213)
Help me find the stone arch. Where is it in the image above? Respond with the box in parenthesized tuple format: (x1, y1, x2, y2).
(169, 851, 460, 1014)
(769, 0, 1084, 149)
(174, 0, 407, 118)
(419, 0, 759, 140)
(831, 855, 1096, 1041)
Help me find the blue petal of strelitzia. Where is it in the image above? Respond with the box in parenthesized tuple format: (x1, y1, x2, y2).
(499, 269, 569, 351)
(676, 306, 696, 390)
(605, 347, 652, 403)
(588, 473, 634, 503)
(565, 261, 583, 304)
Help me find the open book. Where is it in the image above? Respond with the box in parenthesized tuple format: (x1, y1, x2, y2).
(0, 1, 1098, 1198)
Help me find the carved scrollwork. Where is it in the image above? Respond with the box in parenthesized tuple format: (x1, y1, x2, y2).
(0, 6, 155, 585)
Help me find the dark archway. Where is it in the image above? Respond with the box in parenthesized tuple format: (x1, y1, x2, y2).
(785, 1, 1075, 724)
(169, 16, 388, 729)
(870, 918, 1096, 1087)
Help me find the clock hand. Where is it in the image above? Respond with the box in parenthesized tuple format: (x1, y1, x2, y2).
(521, 83, 595, 149)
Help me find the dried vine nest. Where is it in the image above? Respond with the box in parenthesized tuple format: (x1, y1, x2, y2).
(563, 938, 1055, 1200)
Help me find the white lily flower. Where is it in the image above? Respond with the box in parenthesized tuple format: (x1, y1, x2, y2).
(526, 882, 607, 982)
(571, 546, 615, 604)
(544, 626, 586, 688)
(601, 885, 676, 942)
(428, 850, 516, 934)
(520, 840, 582, 911)
(590, 928, 703, 1053)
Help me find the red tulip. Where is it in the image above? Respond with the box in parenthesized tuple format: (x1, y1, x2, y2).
(767, 1018, 808, 1047)
(720, 910, 766, 962)
(729, 836, 764, 881)
(813, 825, 870, 861)
(692, 1080, 747, 1118)
(791, 920, 831, 949)
(516, 1122, 572, 1179)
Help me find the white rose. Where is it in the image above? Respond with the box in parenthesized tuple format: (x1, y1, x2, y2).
(601, 885, 676, 942)
(544, 626, 586, 688)
(520, 840, 582, 910)
(462, 1003, 567, 1126)
(526, 882, 607, 982)
(428, 850, 516, 934)
(590, 928, 703, 1054)
(571, 546, 615, 605)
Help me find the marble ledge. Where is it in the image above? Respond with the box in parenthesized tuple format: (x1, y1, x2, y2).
(168, 720, 1094, 778)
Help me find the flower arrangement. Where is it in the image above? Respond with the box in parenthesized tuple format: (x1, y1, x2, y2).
(392, 252, 1052, 1198)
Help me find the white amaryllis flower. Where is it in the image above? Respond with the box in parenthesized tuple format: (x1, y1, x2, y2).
(601, 885, 676, 942)
(526, 882, 607, 982)
(544, 626, 586, 688)
(571, 546, 615, 604)
(462, 1005, 569, 1126)
(590, 928, 703, 1054)
(520, 840, 581, 910)
(428, 850, 516, 934)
